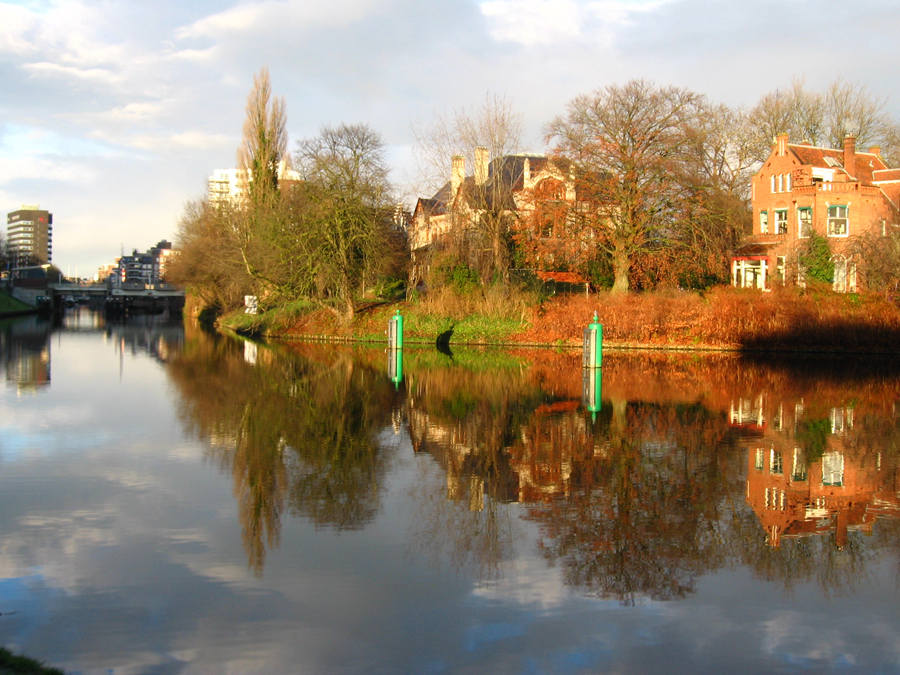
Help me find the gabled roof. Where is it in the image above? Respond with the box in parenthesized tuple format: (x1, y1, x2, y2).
(414, 182, 452, 218)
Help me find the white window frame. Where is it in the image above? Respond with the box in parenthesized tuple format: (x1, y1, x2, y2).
(827, 204, 849, 237)
(775, 209, 788, 234)
(760, 210, 769, 234)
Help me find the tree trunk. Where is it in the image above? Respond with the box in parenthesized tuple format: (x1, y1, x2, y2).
(611, 244, 630, 293)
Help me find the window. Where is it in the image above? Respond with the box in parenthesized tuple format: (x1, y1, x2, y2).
(827, 205, 848, 236)
(791, 448, 808, 482)
(786, 172, 791, 191)
(798, 208, 812, 238)
(770, 175, 776, 193)
(770, 449, 783, 475)
(833, 257, 857, 293)
(755, 449, 764, 471)
(822, 452, 844, 487)
(760, 211, 769, 234)
(776, 256, 785, 283)
(775, 210, 788, 234)
(778, 174, 784, 192)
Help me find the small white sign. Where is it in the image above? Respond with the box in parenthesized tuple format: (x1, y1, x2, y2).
(244, 295, 258, 315)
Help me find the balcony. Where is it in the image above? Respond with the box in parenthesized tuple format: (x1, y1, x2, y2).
(792, 182, 881, 196)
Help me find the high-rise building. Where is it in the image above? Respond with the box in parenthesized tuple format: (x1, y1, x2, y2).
(7, 204, 52, 267)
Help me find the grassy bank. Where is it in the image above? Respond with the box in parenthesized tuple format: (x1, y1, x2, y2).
(0, 647, 64, 675)
(0, 292, 32, 316)
(217, 284, 900, 353)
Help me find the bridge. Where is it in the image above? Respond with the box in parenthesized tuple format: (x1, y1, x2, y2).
(10, 281, 185, 314)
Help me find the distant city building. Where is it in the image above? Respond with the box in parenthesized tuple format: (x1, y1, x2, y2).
(111, 240, 177, 287)
(6, 204, 52, 267)
(207, 161, 301, 205)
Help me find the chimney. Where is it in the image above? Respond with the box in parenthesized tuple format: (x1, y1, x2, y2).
(869, 146, 881, 157)
(451, 155, 465, 196)
(776, 133, 788, 156)
(843, 134, 857, 179)
(474, 146, 489, 186)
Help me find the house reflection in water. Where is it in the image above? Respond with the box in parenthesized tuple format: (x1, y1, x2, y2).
(738, 398, 900, 549)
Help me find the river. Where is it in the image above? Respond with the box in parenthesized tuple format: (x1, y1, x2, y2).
(2, 308, 900, 674)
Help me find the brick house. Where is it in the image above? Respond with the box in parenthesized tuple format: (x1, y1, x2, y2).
(732, 133, 900, 291)
(410, 149, 594, 284)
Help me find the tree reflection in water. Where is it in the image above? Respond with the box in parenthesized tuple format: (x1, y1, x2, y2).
(167, 324, 399, 574)
(167, 329, 900, 598)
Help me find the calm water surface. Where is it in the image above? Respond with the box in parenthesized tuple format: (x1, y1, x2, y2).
(2, 309, 900, 674)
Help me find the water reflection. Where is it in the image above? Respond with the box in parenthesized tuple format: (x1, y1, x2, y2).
(0, 309, 184, 395)
(166, 325, 400, 574)
(165, 331, 900, 602)
(0, 315, 52, 392)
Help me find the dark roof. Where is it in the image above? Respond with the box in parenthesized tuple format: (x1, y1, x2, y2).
(415, 182, 452, 217)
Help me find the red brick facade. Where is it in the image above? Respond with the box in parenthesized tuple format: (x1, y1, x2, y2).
(733, 134, 900, 291)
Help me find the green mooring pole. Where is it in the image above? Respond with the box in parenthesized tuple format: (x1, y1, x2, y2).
(389, 309, 404, 350)
(389, 349, 404, 390)
(582, 312, 603, 369)
(583, 367, 603, 422)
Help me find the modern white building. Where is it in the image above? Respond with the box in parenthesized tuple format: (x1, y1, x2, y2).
(207, 161, 301, 205)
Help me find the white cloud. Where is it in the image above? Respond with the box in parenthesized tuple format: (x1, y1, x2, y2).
(481, 0, 583, 45)
(0, 3, 40, 55)
(480, 0, 673, 46)
(175, 0, 388, 41)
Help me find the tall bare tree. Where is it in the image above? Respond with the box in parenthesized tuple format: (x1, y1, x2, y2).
(237, 66, 288, 206)
(547, 80, 706, 292)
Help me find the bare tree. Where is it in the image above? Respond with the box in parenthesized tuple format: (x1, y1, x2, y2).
(748, 78, 900, 160)
(547, 80, 706, 292)
(411, 93, 525, 282)
(237, 66, 288, 206)
(412, 92, 524, 195)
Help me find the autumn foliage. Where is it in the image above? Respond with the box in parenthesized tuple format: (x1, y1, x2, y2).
(513, 286, 900, 352)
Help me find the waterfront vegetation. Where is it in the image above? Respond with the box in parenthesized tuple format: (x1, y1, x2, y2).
(216, 283, 900, 353)
(168, 72, 900, 352)
(0, 647, 64, 675)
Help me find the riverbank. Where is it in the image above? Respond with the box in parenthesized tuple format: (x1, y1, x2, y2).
(217, 285, 900, 354)
(0, 292, 35, 319)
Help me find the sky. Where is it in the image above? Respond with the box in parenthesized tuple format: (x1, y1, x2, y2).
(1, 0, 899, 277)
